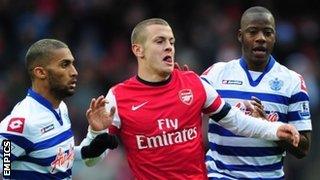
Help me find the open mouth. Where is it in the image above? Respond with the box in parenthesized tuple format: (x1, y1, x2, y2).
(69, 80, 77, 88)
(252, 47, 267, 57)
(163, 55, 173, 64)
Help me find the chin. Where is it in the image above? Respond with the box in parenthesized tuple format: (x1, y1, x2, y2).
(67, 89, 76, 96)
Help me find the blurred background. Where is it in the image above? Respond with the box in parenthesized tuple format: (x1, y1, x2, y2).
(0, 0, 319, 179)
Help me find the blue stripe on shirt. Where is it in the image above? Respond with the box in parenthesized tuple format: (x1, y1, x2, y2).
(10, 169, 71, 180)
(206, 155, 282, 172)
(287, 111, 310, 121)
(289, 92, 309, 104)
(209, 142, 283, 156)
(0, 133, 34, 153)
(32, 128, 73, 151)
(207, 166, 285, 180)
(264, 111, 287, 123)
(217, 90, 290, 105)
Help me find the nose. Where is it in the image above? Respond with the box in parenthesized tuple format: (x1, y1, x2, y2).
(164, 40, 173, 52)
(255, 31, 266, 43)
(71, 65, 78, 77)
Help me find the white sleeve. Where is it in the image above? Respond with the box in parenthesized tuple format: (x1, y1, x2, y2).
(106, 89, 121, 129)
(74, 127, 110, 167)
(200, 77, 226, 115)
(0, 117, 30, 173)
(218, 106, 283, 140)
(200, 76, 283, 141)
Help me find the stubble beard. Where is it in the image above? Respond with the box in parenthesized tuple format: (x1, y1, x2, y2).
(48, 71, 75, 100)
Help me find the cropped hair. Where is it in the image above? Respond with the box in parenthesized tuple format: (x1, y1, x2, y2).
(25, 39, 68, 80)
(131, 18, 170, 45)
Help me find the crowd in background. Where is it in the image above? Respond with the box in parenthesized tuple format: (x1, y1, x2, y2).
(0, 0, 319, 179)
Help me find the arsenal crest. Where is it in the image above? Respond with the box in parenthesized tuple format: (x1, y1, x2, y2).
(179, 89, 193, 105)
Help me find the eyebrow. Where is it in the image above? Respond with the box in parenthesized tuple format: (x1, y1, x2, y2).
(153, 36, 175, 41)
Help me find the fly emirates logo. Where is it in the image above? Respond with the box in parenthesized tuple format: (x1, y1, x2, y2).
(136, 118, 198, 149)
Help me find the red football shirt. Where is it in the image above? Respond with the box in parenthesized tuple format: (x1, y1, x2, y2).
(107, 69, 224, 179)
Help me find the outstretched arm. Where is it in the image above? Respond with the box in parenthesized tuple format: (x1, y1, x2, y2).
(200, 77, 299, 146)
(75, 95, 118, 166)
(211, 103, 300, 147)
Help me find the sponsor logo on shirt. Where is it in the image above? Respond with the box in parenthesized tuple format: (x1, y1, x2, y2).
(235, 101, 252, 115)
(136, 118, 198, 149)
(132, 101, 148, 111)
(7, 118, 25, 133)
(222, 80, 243, 85)
(41, 124, 55, 134)
(179, 89, 193, 105)
(269, 78, 283, 91)
(50, 145, 74, 173)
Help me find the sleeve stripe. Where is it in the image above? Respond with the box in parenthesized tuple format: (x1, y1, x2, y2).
(290, 92, 309, 104)
(0, 133, 33, 152)
(9, 169, 71, 179)
(203, 96, 222, 114)
(209, 103, 231, 122)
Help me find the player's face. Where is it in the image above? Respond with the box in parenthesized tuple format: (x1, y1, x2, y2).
(239, 13, 275, 69)
(142, 24, 175, 79)
(45, 48, 78, 100)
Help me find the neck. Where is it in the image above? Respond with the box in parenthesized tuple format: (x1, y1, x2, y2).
(243, 56, 270, 72)
(32, 82, 61, 108)
(137, 69, 171, 82)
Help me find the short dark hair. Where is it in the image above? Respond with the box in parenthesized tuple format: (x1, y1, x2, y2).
(25, 39, 68, 80)
(240, 6, 274, 28)
(131, 18, 170, 45)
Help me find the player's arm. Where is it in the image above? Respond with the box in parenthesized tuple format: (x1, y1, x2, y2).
(74, 127, 118, 167)
(75, 92, 120, 166)
(0, 117, 32, 173)
(275, 75, 312, 158)
(201, 77, 299, 145)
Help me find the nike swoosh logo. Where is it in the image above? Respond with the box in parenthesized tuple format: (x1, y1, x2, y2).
(132, 101, 148, 111)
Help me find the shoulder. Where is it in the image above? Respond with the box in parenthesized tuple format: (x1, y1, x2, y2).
(173, 69, 202, 83)
(0, 97, 32, 136)
(110, 76, 137, 92)
(201, 59, 240, 84)
(175, 69, 198, 77)
(273, 62, 305, 87)
(202, 59, 239, 76)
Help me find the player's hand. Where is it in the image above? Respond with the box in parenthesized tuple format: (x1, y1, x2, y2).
(248, 96, 267, 119)
(86, 95, 115, 131)
(277, 124, 300, 147)
(174, 62, 189, 71)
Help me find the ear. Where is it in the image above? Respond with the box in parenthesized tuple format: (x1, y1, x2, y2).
(132, 44, 144, 58)
(237, 29, 242, 43)
(33, 67, 47, 80)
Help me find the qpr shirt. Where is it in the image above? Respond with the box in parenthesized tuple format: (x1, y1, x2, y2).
(106, 69, 226, 179)
(0, 89, 79, 179)
(201, 56, 312, 179)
